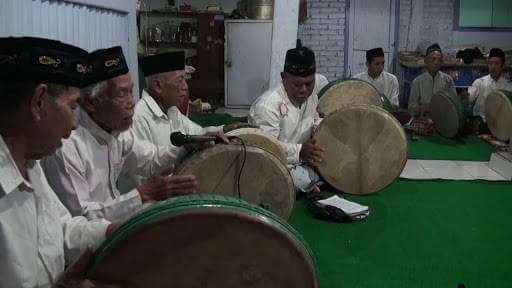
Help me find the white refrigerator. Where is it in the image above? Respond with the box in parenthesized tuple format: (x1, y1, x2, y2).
(224, 20, 273, 108)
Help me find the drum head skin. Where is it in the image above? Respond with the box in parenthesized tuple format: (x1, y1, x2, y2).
(175, 145, 295, 219)
(318, 78, 382, 116)
(430, 90, 465, 138)
(485, 89, 512, 141)
(87, 195, 317, 288)
(225, 128, 287, 164)
(315, 105, 408, 195)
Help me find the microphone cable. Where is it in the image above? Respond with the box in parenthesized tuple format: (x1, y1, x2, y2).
(229, 136, 247, 200)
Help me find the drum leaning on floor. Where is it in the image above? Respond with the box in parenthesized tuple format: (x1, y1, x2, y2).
(225, 127, 287, 164)
(314, 104, 408, 195)
(317, 78, 383, 116)
(86, 195, 318, 288)
(485, 89, 512, 141)
(429, 90, 466, 138)
(174, 144, 295, 219)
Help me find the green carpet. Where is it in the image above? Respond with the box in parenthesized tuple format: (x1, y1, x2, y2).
(194, 112, 512, 287)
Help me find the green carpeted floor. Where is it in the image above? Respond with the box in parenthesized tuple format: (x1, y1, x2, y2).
(193, 112, 512, 288)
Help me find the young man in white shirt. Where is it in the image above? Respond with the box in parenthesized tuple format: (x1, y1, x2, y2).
(463, 48, 512, 123)
(249, 40, 327, 193)
(408, 44, 457, 117)
(0, 37, 118, 288)
(354, 47, 399, 109)
(42, 47, 210, 223)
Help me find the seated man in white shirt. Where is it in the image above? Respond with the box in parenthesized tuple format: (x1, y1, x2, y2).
(354, 47, 399, 109)
(0, 37, 117, 288)
(249, 40, 327, 193)
(462, 48, 512, 129)
(408, 44, 457, 117)
(118, 51, 237, 192)
(42, 47, 209, 224)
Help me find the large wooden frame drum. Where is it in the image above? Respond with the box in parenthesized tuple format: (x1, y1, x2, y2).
(86, 195, 317, 287)
(315, 105, 408, 195)
(317, 78, 383, 116)
(485, 89, 512, 141)
(174, 144, 295, 219)
(430, 90, 465, 138)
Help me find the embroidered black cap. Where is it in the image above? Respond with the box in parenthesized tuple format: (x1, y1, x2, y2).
(0, 36, 89, 87)
(83, 46, 129, 86)
(139, 51, 185, 77)
(366, 47, 385, 63)
(488, 48, 505, 63)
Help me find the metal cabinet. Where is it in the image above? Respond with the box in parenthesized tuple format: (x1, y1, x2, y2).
(224, 20, 272, 108)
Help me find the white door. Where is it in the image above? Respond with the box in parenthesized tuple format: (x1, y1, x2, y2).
(225, 20, 272, 108)
(347, 0, 397, 76)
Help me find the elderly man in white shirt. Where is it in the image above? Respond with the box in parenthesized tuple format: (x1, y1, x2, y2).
(354, 47, 400, 109)
(249, 40, 328, 193)
(408, 44, 457, 117)
(462, 48, 512, 122)
(0, 37, 118, 288)
(42, 47, 204, 224)
(118, 51, 233, 192)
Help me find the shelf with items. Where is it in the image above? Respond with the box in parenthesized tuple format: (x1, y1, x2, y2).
(143, 41, 198, 50)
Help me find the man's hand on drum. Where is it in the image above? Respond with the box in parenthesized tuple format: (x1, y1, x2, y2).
(299, 137, 325, 168)
(138, 174, 197, 202)
(222, 122, 257, 133)
(183, 130, 230, 151)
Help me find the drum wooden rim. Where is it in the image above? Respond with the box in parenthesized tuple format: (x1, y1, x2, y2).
(315, 104, 408, 195)
(87, 195, 317, 287)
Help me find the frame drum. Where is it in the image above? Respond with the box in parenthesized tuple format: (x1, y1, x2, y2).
(315, 105, 408, 195)
(174, 144, 295, 219)
(430, 90, 465, 138)
(225, 127, 287, 164)
(87, 195, 317, 287)
(485, 89, 512, 141)
(317, 78, 382, 116)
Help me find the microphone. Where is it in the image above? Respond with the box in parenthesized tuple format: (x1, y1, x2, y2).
(170, 132, 219, 147)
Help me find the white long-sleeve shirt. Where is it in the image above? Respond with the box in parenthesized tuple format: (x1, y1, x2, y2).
(0, 135, 109, 288)
(468, 74, 512, 119)
(248, 74, 328, 164)
(42, 108, 187, 223)
(117, 90, 222, 192)
(354, 71, 400, 108)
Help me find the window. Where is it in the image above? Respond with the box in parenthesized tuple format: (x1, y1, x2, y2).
(456, 0, 512, 30)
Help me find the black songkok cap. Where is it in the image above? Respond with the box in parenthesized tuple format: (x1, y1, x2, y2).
(488, 48, 505, 63)
(83, 46, 129, 86)
(139, 51, 185, 77)
(366, 47, 385, 63)
(0, 36, 89, 87)
(284, 39, 316, 77)
(426, 43, 442, 56)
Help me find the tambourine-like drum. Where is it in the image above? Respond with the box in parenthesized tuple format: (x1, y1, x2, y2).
(317, 78, 382, 116)
(225, 127, 287, 164)
(430, 90, 465, 138)
(174, 144, 295, 219)
(87, 195, 317, 287)
(315, 105, 408, 195)
(485, 89, 512, 141)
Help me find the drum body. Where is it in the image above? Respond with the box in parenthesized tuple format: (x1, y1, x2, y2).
(317, 78, 382, 116)
(225, 127, 287, 164)
(485, 89, 512, 141)
(430, 90, 465, 138)
(174, 144, 295, 219)
(315, 105, 408, 195)
(87, 195, 317, 287)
